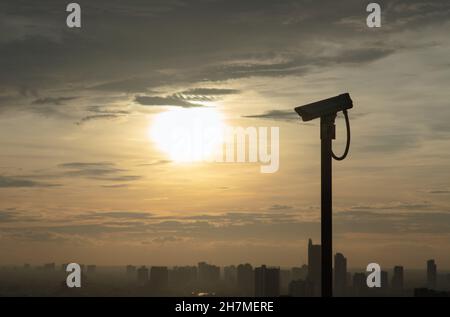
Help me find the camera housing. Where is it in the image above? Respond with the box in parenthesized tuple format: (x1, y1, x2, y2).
(294, 93, 353, 122)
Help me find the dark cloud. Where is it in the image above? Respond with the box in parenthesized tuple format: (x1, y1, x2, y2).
(0, 209, 40, 223)
(76, 106, 130, 125)
(243, 109, 299, 122)
(137, 160, 172, 167)
(80, 211, 154, 220)
(31, 96, 78, 106)
(1, 0, 446, 115)
(428, 190, 450, 194)
(180, 88, 240, 96)
(134, 95, 204, 108)
(0, 175, 60, 188)
(58, 162, 141, 182)
(76, 114, 121, 125)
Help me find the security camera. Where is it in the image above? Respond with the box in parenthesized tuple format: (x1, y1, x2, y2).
(294, 93, 353, 122)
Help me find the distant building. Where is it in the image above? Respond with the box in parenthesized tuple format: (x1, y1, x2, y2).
(352, 272, 366, 295)
(237, 263, 254, 296)
(223, 265, 237, 286)
(381, 271, 389, 289)
(137, 266, 149, 285)
(334, 253, 347, 296)
(392, 266, 404, 292)
(254, 265, 280, 297)
(126, 265, 136, 279)
(288, 279, 314, 297)
(170, 266, 197, 288)
(427, 259, 437, 289)
(291, 265, 308, 281)
(198, 262, 220, 285)
(150, 266, 169, 291)
(280, 269, 292, 295)
(307, 239, 321, 295)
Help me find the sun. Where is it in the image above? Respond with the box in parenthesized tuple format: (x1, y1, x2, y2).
(149, 108, 226, 162)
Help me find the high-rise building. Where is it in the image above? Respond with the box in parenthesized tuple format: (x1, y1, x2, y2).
(126, 265, 137, 279)
(392, 266, 404, 292)
(288, 279, 314, 297)
(223, 265, 237, 286)
(334, 253, 347, 296)
(381, 271, 389, 289)
(198, 262, 220, 284)
(352, 272, 366, 296)
(137, 265, 149, 285)
(254, 265, 280, 297)
(237, 263, 254, 296)
(280, 269, 292, 295)
(427, 259, 437, 289)
(150, 266, 169, 291)
(291, 265, 308, 281)
(170, 266, 197, 288)
(307, 239, 321, 295)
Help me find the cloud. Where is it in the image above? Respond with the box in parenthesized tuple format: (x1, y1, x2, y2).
(0, 175, 59, 188)
(58, 162, 141, 182)
(243, 109, 299, 122)
(0, 209, 40, 223)
(269, 204, 293, 211)
(76, 114, 121, 125)
(134, 95, 204, 108)
(180, 88, 240, 96)
(428, 190, 450, 194)
(335, 210, 450, 234)
(80, 211, 154, 220)
(31, 96, 78, 106)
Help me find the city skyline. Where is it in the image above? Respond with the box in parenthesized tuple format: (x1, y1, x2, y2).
(2, 238, 449, 297)
(1, 0, 450, 270)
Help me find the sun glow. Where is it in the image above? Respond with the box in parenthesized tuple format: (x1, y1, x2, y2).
(149, 108, 226, 162)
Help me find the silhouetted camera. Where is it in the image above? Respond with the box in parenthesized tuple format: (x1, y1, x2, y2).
(294, 93, 353, 122)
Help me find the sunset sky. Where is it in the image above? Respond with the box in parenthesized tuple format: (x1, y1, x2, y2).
(1, 0, 450, 269)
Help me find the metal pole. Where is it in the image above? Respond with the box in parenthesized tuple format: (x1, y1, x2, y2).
(320, 114, 335, 297)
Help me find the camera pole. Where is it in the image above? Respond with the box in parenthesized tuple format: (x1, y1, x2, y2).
(294, 93, 353, 298)
(320, 114, 336, 298)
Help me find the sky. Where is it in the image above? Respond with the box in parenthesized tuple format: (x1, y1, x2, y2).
(1, 0, 450, 269)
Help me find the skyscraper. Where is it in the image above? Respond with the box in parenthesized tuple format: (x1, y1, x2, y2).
(392, 266, 404, 292)
(223, 265, 237, 286)
(352, 272, 366, 296)
(291, 265, 308, 281)
(237, 263, 254, 296)
(427, 259, 437, 289)
(254, 265, 280, 297)
(170, 266, 197, 289)
(126, 265, 137, 280)
(334, 253, 347, 296)
(198, 262, 220, 286)
(381, 271, 389, 289)
(307, 239, 321, 296)
(137, 265, 149, 285)
(288, 279, 314, 297)
(150, 266, 169, 291)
